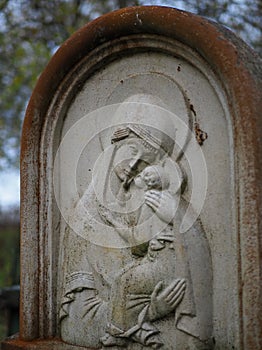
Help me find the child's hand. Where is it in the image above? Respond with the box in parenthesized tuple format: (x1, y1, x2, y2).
(145, 190, 178, 223)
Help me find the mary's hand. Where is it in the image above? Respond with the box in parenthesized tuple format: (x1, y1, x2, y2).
(145, 190, 177, 223)
(147, 279, 186, 321)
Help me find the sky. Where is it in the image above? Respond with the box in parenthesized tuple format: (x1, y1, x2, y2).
(0, 170, 20, 208)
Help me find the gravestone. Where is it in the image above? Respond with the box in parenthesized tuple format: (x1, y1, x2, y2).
(1, 5, 262, 350)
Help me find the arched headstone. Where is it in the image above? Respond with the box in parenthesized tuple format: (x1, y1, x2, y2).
(2, 6, 262, 350)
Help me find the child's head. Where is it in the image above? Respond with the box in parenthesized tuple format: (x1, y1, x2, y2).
(141, 165, 169, 190)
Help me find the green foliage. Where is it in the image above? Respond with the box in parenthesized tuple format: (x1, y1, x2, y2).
(0, 220, 19, 340)
(0, 312, 8, 341)
(0, 0, 261, 169)
(0, 224, 19, 287)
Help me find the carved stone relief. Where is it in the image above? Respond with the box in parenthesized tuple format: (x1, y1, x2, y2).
(58, 93, 213, 349)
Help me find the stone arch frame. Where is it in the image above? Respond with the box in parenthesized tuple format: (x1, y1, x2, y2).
(14, 6, 262, 350)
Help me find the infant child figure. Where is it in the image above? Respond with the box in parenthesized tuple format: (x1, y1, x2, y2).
(131, 164, 174, 251)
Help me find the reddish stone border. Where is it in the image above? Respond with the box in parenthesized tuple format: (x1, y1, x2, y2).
(4, 5, 262, 350)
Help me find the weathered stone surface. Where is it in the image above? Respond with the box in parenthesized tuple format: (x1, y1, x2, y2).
(1, 5, 262, 350)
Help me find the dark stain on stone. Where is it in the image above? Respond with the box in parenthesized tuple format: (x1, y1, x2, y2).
(190, 104, 196, 116)
(194, 122, 208, 146)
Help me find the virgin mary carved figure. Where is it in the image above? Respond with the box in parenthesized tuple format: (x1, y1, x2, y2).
(60, 94, 213, 349)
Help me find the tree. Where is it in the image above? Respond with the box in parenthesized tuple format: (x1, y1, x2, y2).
(184, 0, 262, 52)
(0, 0, 140, 169)
(0, 0, 261, 169)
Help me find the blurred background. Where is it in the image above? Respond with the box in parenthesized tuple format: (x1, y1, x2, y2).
(0, 0, 261, 341)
